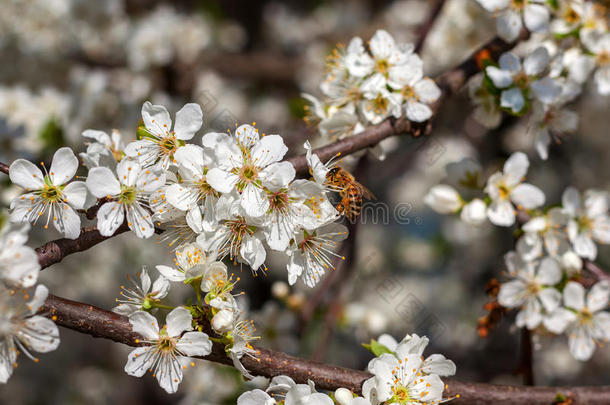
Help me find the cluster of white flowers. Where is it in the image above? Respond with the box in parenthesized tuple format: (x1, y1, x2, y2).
(237, 333, 457, 405)
(3, 100, 362, 393)
(0, 218, 60, 384)
(116, 241, 262, 393)
(425, 152, 610, 361)
(471, 0, 609, 159)
(425, 152, 545, 227)
(8, 101, 349, 288)
(303, 29, 440, 159)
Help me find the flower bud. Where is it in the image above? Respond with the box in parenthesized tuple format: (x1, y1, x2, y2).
(460, 198, 487, 225)
(334, 388, 353, 405)
(424, 185, 462, 214)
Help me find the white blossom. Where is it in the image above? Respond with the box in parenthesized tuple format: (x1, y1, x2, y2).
(544, 281, 610, 361)
(484, 152, 545, 226)
(0, 284, 60, 383)
(562, 187, 610, 260)
(286, 223, 348, 287)
(113, 267, 170, 316)
(125, 308, 212, 394)
(86, 158, 165, 238)
(9, 147, 91, 239)
(498, 254, 562, 329)
(0, 223, 40, 288)
(125, 101, 203, 170)
(204, 124, 291, 218)
(476, 0, 550, 42)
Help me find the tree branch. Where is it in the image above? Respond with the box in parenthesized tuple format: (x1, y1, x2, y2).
(36, 224, 130, 270)
(41, 294, 610, 404)
(414, 0, 447, 54)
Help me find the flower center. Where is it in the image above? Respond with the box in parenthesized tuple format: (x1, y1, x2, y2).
(159, 135, 178, 156)
(372, 94, 389, 114)
(511, 0, 525, 10)
(376, 59, 390, 75)
(157, 335, 176, 352)
(391, 384, 412, 404)
(39, 183, 63, 203)
(526, 282, 540, 295)
(401, 85, 416, 100)
(238, 165, 258, 183)
(577, 215, 593, 233)
(498, 183, 511, 200)
(563, 7, 580, 24)
(118, 185, 137, 205)
(513, 72, 530, 87)
(268, 190, 290, 213)
(197, 176, 217, 198)
(579, 307, 594, 325)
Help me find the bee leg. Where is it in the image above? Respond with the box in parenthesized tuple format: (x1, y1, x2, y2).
(336, 202, 345, 216)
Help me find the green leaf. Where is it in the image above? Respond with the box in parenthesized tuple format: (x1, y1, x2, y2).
(38, 117, 65, 154)
(362, 339, 393, 357)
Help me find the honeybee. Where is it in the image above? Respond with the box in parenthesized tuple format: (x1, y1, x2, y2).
(325, 167, 375, 221)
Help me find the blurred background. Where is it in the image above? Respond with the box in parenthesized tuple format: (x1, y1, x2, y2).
(1, 0, 609, 404)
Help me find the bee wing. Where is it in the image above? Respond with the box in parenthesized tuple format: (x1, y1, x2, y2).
(357, 183, 376, 200)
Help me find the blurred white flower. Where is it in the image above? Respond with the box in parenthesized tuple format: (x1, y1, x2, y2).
(484, 152, 545, 226)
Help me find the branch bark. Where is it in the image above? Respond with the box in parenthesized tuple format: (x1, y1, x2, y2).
(414, 0, 447, 54)
(41, 294, 610, 404)
(36, 224, 130, 270)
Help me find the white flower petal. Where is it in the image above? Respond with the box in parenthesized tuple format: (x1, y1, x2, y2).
(405, 100, 433, 122)
(176, 331, 212, 357)
(235, 124, 260, 148)
(166, 307, 193, 337)
(63, 181, 89, 210)
(498, 279, 527, 308)
(206, 168, 239, 194)
(129, 311, 160, 339)
(86, 167, 121, 198)
(568, 326, 595, 361)
(49, 147, 78, 186)
(500, 88, 525, 113)
(544, 308, 577, 334)
(587, 281, 609, 313)
(96, 201, 124, 236)
(487, 200, 516, 226)
(564, 281, 586, 311)
(485, 66, 514, 88)
(523, 4, 550, 33)
(497, 10, 522, 42)
(125, 346, 155, 377)
(142, 101, 172, 136)
(126, 204, 154, 239)
(369, 29, 395, 60)
(503, 152, 529, 185)
(9, 159, 44, 190)
(523, 47, 549, 76)
(174, 103, 203, 140)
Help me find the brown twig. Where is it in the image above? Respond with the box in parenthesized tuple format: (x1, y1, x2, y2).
(41, 294, 610, 404)
(518, 328, 535, 386)
(36, 224, 130, 270)
(414, 0, 447, 54)
(584, 259, 610, 283)
(0, 162, 8, 175)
